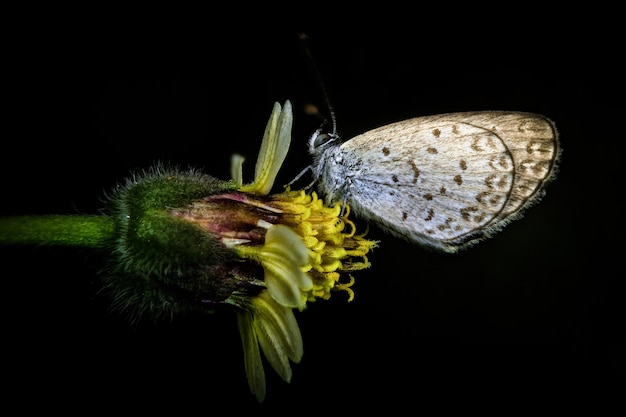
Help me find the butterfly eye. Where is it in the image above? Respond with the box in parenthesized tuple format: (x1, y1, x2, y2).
(309, 129, 340, 154)
(313, 133, 331, 148)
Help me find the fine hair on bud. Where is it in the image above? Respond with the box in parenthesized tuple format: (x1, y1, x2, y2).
(98, 162, 257, 322)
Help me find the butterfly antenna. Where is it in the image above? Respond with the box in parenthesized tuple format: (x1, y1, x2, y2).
(298, 33, 338, 137)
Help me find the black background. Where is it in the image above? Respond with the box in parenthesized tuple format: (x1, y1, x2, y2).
(2, 8, 624, 413)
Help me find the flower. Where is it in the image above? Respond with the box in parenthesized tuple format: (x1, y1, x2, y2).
(0, 99, 377, 403)
(95, 100, 377, 402)
(226, 100, 377, 401)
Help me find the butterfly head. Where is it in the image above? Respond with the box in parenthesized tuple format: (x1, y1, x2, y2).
(308, 125, 342, 157)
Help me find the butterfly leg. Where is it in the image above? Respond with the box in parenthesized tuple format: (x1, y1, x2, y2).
(284, 165, 315, 189)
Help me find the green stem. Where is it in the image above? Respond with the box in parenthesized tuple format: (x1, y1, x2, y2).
(0, 215, 116, 248)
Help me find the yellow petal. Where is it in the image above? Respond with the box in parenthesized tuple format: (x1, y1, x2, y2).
(239, 100, 293, 195)
(261, 224, 312, 308)
(236, 309, 266, 403)
(263, 263, 307, 310)
(230, 154, 245, 187)
(252, 291, 304, 363)
(265, 223, 310, 268)
(251, 291, 303, 383)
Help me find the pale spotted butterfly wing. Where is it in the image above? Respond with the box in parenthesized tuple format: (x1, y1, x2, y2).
(309, 111, 560, 253)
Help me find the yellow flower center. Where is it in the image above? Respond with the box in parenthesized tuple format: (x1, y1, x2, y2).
(266, 189, 377, 302)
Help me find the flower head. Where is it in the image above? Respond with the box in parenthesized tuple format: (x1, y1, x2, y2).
(226, 100, 377, 401)
(99, 100, 376, 402)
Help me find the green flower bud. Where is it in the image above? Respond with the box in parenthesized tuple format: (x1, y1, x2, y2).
(101, 164, 269, 321)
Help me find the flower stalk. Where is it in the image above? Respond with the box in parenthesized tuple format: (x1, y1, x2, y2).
(0, 215, 115, 247)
